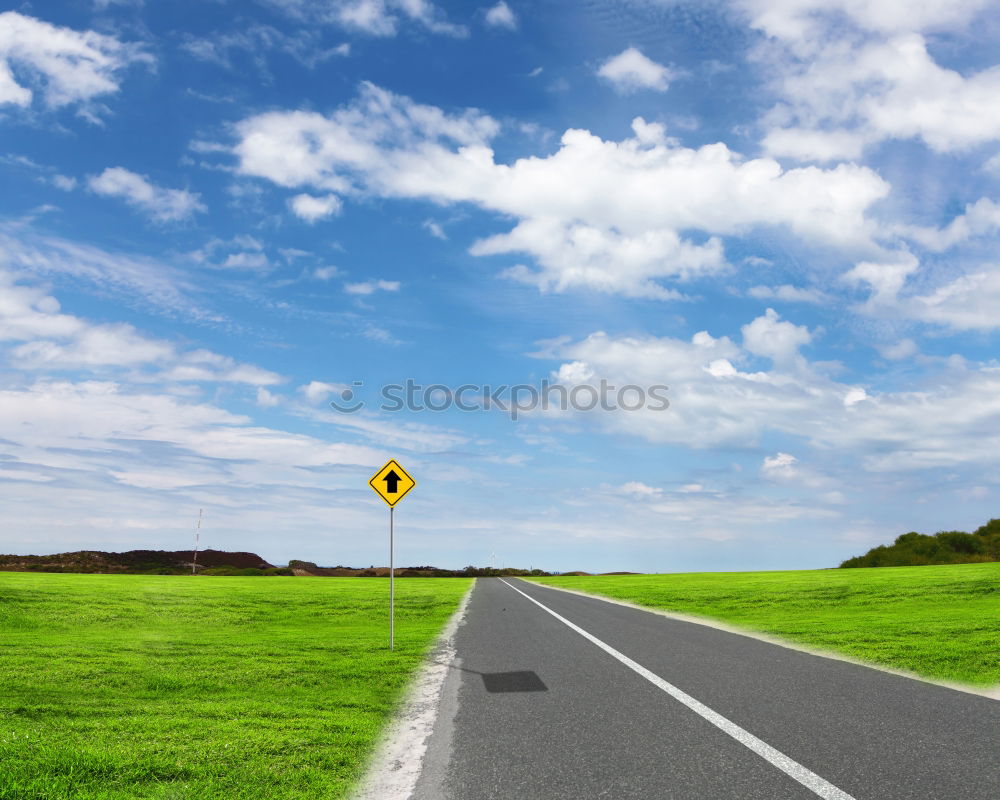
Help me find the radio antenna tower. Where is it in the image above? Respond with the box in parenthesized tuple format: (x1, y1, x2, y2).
(192, 509, 203, 575)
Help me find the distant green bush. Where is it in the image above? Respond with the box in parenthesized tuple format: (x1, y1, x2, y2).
(840, 518, 1000, 567)
(198, 567, 293, 577)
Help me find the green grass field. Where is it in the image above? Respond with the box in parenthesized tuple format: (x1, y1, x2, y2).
(0, 573, 472, 800)
(529, 564, 1000, 687)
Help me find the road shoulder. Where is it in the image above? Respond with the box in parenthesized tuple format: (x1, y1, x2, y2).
(350, 579, 476, 800)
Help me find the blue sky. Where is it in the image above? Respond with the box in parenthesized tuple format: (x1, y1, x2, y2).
(2, 0, 1000, 572)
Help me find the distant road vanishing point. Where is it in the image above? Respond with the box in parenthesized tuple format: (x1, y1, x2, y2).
(410, 578, 999, 800)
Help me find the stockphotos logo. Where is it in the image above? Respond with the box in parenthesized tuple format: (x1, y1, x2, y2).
(330, 379, 669, 420)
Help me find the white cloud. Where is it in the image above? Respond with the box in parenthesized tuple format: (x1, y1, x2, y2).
(0, 270, 280, 384)
(423, 219, 447, 239)
(344, 279, 400, 295)
(484, 2, 517, 29)
(646, 491, 836, 527)
(555, 360, 594, 383)
(314, 408, 470, 452)
(0, 12, 150, 114)
(907, 269, 1000, 331)
(0, 274, 83, 342)
(289, 192, 342, 222)
(256, 387, 281, 408)
(88, 167, 205, 222)
(312, 265, 342, 280)
(619, 481, 662, 498)
(160, 350, 283, 386)
(233, 85, 889, 299)
(762, 451, 798, 477)
(843, 253, 919, 307)
(0, 224, 203, 319)
(736, 0, 992, 41)
(297, 380, 346, 404)
(12, 323, 174, 369)
(843, 387, 867, 407)
(847, 253, 1000, 331)
(264, 0, 466, 38)
(289, 194, 340, 223)
(893, 198, 1000, 252)
(221, 252, 270, 271)
(741, 308, 812, 364)
(181, 25, 349, 71)
(751, 0, 1000, 161)
(760, 128, 865, 163)
(480, 219, 722, 299)
(0, 380, 381, 474)
(544, 319, 1000, 471)
(189, 236, 273, 273)
(597, 47, 674, 93)
(878, 339, 918, 360)
(747, 284, 828, 303)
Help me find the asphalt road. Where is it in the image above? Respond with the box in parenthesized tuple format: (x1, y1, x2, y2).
(412, 577, 1000, 800)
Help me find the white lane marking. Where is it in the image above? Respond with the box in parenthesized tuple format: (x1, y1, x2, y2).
(498, 578, 856, 800)
(350, 580, 476, 800)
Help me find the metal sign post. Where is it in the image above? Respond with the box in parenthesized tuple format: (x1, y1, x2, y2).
(369, 459, 416, 651)
(389, 506, 394, 650)
(192, 508, 203, 575)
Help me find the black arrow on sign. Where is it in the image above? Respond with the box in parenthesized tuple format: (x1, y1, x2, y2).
(383, 470, 401, 493)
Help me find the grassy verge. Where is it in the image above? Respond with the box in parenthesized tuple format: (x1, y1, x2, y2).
(0, 573, 472, 800)
(527, 564, 1000, 687)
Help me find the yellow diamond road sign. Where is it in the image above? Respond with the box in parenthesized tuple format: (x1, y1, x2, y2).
(369, 459, 416, 507)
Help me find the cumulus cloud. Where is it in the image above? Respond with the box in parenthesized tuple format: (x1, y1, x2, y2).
(477, 220, 723, 299)
(189, 236, 274, 273)
(762, 452, 798, 477)
(877, 339, 918, 360)
(297, 380, 346, 404)
(847, 252, 1000, 331)
(906, 269, 1000, 331)
(88, 167, 205, 222)
(256, 387, 281, 408)
(735, 0, 992, 40)
(619, 481, 662, 498)
(289, 192, 342, 222)
(844, 253, 919, 307)
(0, 12, 150, 114)
(344, 279, 400, 295)
(893, 198, 1000, 252)
(232, 84, 889, 299)
(748, 2, 1000, 160)
(312, 265, 342, 280)
(484, 1, 517, 29)
(597, 47, 674, 93)
(543, 318, 1000, 471)
(740, 307, 812, 364)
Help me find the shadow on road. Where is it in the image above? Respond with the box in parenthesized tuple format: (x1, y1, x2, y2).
(480, 670, 548, 693)
(429, 659, 549, 693)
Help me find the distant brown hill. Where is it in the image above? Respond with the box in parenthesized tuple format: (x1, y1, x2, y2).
(0, 552, 560, 577)
(0, 549, 273, 575)
(288, 561, 554, 578)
